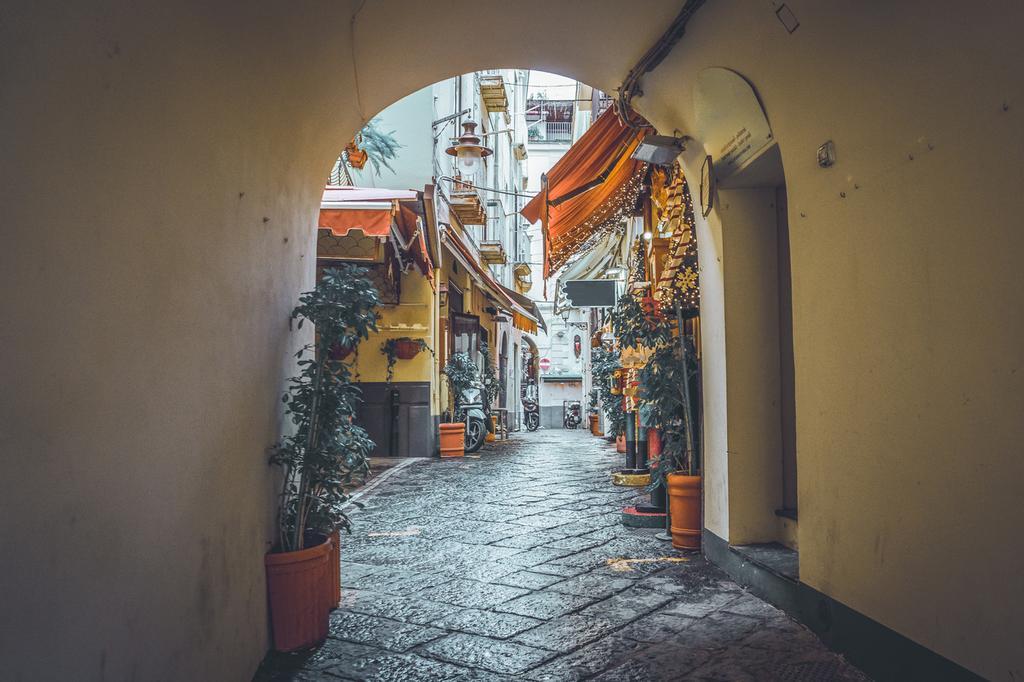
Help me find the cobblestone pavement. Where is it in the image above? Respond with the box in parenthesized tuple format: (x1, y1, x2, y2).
(256, 429, 869, 681)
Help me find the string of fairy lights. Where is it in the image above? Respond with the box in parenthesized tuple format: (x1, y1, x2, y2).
(653, 168, 700, 313)
(548, 171, 646, 275)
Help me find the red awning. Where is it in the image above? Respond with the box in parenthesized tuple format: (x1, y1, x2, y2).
(521, 108, 650, 278)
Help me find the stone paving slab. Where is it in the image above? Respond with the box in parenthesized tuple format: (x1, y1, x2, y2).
(255, 430, 870, 682)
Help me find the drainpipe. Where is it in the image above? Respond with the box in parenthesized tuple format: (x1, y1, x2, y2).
(389, 388, 401, 457)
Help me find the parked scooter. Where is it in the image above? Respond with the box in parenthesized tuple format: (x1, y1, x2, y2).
(563, 400, 582, 429)
(522, 382, 540, 432)
(456, 380, 488, 453)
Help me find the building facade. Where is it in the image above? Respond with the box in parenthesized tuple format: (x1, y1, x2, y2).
(319, 70, 543, 455)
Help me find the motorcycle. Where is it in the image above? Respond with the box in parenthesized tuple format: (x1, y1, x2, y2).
(522, 382, 540, 432)
(455, 380, 488, 453)
(563, 400, 582, 429)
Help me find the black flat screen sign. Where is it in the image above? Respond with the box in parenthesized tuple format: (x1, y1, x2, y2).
(564, 280, 617, 308)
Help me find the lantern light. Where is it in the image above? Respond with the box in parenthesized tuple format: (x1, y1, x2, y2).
(445, 120, 493, 177)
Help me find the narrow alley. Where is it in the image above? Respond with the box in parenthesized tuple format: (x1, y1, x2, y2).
(256, 429, 867, 681)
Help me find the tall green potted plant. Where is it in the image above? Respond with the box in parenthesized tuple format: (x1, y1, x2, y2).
(640, 334, 702, 550)
(441, 352, 486, 454)
(592, 345, 626, 442)
(265, 265, 379, 651)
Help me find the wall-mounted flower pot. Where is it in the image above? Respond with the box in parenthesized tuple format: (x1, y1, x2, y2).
(265, 536, 331, 652)
(616, 434, 626, 453)
(394, 338, 423, 360)
(345, 140, 368, 169)
(329, 342, 354, 361)
(440, 422, 465, 458)
(666, 473, 702, 550)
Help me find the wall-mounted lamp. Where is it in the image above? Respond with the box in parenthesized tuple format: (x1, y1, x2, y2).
(631, 134, 689, 166)
(445, 121, 493, 176)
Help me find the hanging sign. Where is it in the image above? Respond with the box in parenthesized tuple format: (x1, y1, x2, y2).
(693, 68, 774, 179)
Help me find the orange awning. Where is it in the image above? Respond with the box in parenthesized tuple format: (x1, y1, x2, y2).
(318, 207, 392, 237)
(396, 202, 434, 282)
(521, 108, 650, 278)
(441, 228, 541, 333)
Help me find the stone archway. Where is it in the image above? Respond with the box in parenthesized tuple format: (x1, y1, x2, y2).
(3, 3, 1023, 680)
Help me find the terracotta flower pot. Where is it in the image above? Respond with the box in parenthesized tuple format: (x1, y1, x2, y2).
(394, 339, 422, 360)
(329, 341, 354, 361)
(439, 422, 465, 458)
(666, 473, 702, 550)
(588, 414, 600, 435)
(616, 434, 626, 453)
(327, 530, 341, 610)
(265, 537, 331, 652)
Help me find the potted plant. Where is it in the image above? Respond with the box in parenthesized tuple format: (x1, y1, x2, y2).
(591, 345, 625, 447)
(380, 337, 432, 384)
(266, 264, 380, 651)
(440, 352, 485, 455)
(640, 336, 702, 550)
(587, 389, 601, 435)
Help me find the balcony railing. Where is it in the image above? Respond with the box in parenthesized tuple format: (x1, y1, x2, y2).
(528, 120, 572, 144)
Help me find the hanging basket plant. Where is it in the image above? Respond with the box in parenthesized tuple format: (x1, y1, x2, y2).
(381, 337, 433, 384)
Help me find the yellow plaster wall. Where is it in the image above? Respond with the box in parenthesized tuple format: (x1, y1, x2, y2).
(351, 271, 436, 387)
(718, 187, 785, 546)
(2, 1, 1023, 679)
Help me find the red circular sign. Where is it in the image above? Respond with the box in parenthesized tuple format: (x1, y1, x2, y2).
(539, 357, 551, 371)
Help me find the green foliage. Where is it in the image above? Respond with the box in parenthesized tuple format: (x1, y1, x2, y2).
(479, 343, 499, 408)
(380, 337, 433, 384)
(269, 265, 381, 553)
(610, 293, 673, 350)
(591, 345, 626, 437)
(587, 388, 599, 414)
(640, 335, 700, 478)
(357, 118, 402, 176)
(442, 352, 479, 413)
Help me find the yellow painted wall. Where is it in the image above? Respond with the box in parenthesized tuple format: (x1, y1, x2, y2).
(2, 1, 1023, 679)
(350, 269, 436, 387)
(718, 187, 785, 546)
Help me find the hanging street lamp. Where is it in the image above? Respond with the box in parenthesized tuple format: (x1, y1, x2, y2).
(445, 120, 493, 178)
